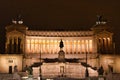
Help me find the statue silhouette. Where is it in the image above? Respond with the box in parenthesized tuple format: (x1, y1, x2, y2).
(98, 66, 104, 75)
(59, 39, 64, 49)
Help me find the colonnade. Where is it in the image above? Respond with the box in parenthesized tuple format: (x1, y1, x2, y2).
(97, 37, 112, 53)
(6, 37, 22, 53)
(26, 38, 93, 54)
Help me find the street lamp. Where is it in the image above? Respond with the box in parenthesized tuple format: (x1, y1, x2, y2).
(39, 45, 42, 80)
(85, 52, 89, 78)
(85, 41, 89, 78)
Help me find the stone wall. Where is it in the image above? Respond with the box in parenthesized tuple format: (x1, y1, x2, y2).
(100, 54, 120, 73)
(0, 54, 23, 73)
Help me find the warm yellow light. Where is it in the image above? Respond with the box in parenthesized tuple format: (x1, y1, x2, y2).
(35, 39, 38, 44)
(39, 40, 41, 43)
(89, 40, 93, 53)
(103, 38, 106, 40)
(27, 40, 30, 43)
(25, 38, 94, 54)
(107, 37, 110, 39)
(81, 40, 85, 52)
(31, 39, 34, 44)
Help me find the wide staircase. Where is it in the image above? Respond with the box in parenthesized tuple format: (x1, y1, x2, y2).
(0, 73, 13, 80)
(0, 73, 120, 80)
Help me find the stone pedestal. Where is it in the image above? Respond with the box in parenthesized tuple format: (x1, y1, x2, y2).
(32, 67, 40, 78)
(98, 76, 105, 80)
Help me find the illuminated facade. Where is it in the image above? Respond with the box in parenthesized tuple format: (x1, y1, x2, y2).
(5, 21, 113, 55)
(1, 17, 117, 78)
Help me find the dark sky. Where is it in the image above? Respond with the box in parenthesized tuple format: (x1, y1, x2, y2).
(0, 0, 120, 53)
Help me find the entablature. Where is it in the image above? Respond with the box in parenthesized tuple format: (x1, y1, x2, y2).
(26, 30, 93, 37)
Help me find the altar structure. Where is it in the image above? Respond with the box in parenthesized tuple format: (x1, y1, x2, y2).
(0, 16, 119, 79)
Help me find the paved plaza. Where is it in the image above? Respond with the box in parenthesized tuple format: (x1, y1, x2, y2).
(0, 73, 120, 80)
(0, 73, 103, 80)
(0, 73, 93, 80)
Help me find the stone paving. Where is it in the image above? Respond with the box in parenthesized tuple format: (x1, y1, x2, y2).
(0, 73, 120, 80)
(0, 73, 85, 80)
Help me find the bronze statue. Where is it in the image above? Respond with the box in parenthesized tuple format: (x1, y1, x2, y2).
(59, 39, 64, 49)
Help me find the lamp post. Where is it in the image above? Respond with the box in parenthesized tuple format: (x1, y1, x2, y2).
(85, 51, 89, 78)
(85, 41, 89, 78)
(39, 45, 42, 80)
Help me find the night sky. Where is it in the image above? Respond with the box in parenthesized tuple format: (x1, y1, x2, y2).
(0, 0, 120, 53)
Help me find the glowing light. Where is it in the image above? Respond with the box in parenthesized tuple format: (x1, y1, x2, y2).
(81, 40, 85, 53)
(12, 20, 17, 24)
(25, 38, 93, 54)
(103, 38, 106, 40)
(89, 40, 93, 53)
(18, 20, 23, 24)
(85, 40, 89, 52)
(107, 38, 110, 40)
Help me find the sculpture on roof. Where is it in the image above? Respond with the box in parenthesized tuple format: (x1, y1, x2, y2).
(97, 15, 103, 22)
(12, 14, 23, 24)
